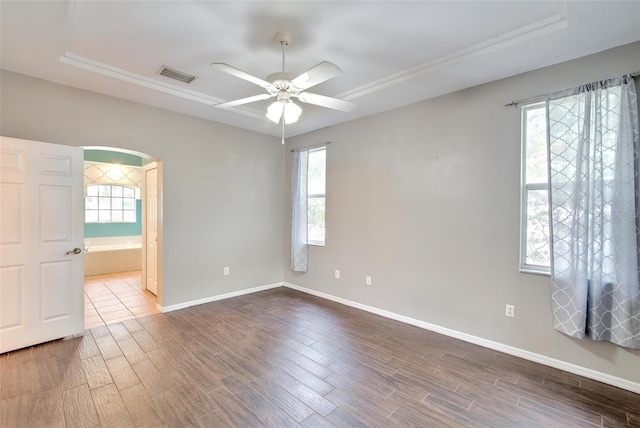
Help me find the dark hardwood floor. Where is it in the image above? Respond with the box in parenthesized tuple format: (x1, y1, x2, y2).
(1, 286, 639, 427)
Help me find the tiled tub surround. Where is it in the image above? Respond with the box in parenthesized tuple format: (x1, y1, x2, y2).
(84, 236, 142, 276)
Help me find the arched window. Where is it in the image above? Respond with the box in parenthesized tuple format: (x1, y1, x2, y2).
(85, 184, 137, 223)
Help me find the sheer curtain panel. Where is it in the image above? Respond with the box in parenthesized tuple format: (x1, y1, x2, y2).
(547, 75, 640, 349)
(291, 150, 309, 272)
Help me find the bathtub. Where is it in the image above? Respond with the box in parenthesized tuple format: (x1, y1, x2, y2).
(84, 236, 142, 276)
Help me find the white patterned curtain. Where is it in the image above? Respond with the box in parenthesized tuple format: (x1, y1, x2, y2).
(548, 75, 640, 349)
(291, 149, 309, 272)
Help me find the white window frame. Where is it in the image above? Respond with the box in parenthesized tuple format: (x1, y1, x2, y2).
(520, 102, 551, 275)
(85, 184, 137, 224)
(307, 146, 326, 246)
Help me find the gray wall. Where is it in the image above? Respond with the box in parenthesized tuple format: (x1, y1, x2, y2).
(0, 70, 285, 307)
(2, 41, 639, 385)
(284, 42, 640, 384)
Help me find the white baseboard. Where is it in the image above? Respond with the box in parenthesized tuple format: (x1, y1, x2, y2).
(284, 282, 640, 394)
(159, 282, 284, 313)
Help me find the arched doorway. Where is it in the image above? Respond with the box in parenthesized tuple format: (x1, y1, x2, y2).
(81, 146, 163, 328)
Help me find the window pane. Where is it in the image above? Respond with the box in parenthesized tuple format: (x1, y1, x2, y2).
(85, 184, 139, 225)
(98, 185, 111, 196)
(98, 197, 110, 209)
(525, 106, 548, 184)
(123, 211, 136, 222)
(111, 211, 123, 222)
(87, 185, 99, 196)
(85, 197, 98, 209)
(308, 148, 326, 195)
(526, 189, 551, 267)
(85, 210, 98, 223)
(98, 211, 111, 223)
(308, 196, 325, 244)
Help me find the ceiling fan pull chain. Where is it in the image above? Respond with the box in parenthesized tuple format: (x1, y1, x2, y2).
(281, 117, 286, 144)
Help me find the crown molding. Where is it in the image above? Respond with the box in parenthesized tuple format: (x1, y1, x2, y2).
(338, 12, 568, 101)
(59, 53, 219, 105)
(59, 1, 265, 119)
(59, 0, 568, 121)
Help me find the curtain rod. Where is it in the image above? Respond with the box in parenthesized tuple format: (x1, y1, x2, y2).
(504, 70, 640, 108)
(503, 95, 546, 108)
(290, 142, 331, 153)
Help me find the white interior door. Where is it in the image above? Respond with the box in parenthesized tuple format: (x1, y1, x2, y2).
(144, 164, 158, 295)
(0, 136, 84, 353)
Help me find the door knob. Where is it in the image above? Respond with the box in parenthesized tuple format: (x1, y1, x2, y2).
(66, 248, 82, 255)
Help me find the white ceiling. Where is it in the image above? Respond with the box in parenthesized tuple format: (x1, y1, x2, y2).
(2, 1, 639, 138)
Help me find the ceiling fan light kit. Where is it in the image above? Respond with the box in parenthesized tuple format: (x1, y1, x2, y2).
(283, 102, 302, 124)
(267, 91, 302, 124)
(266, 100, 284, 123)
(210, 31, 356, 141)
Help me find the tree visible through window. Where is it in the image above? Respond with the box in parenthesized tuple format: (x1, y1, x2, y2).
(308, 147, 326, 245)
(85, 184, 137, 223)
(521, 103, 551, 273)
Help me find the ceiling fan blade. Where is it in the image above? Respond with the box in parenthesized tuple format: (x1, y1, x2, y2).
(291, 61, 342, 90)
(210, 63, 272, 89)
(297, 92, 356, 112)
(214, 93, 274, 109)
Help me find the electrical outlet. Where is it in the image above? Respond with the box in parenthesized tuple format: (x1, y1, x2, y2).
(334, 270, 340, 279)
(224, 266, 230, 276)
(366, 276, 372, 285)
(505, 304, 515, 317)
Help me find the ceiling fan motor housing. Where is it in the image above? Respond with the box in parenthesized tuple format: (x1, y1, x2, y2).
(266, 72, 295, 83)
(266, 72, 300, 96)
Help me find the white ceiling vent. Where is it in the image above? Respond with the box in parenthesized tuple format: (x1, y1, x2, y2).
(158, 66, 196, 84)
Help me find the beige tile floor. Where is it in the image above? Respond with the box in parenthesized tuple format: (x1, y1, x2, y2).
(84, 271, 159, 329)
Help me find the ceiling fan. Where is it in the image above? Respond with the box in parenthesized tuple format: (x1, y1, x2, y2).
(210, 31, 356, 133)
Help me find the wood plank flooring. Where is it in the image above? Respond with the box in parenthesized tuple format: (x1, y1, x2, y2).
(1, 286, 639, 427)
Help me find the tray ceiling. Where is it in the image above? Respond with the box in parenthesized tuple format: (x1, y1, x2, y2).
(2, 1, 639, 137)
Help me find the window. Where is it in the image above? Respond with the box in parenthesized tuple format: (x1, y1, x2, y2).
(85, 184, 137, 223)
(307, 147, 326, 245)
(520, 103, 551, 274)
